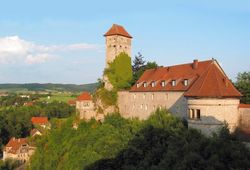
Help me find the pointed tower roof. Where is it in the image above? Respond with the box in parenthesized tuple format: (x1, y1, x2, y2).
(104, 24, 132, 38)
(184, 61, 242, 98)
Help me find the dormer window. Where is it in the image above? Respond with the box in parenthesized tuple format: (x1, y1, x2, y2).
(136, 83, 140, 88)
(184, 79, 188, 86)
(161, 81, 166, 87)
(172, 80, 176, 86)
(151, 81, 156, 87)
(143, 82, 147, 87)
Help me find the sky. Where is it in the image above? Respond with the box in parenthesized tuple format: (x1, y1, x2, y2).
(0, 0, 249, 84)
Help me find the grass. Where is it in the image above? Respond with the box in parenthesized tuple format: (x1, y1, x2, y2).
(39, 92, 77, 103)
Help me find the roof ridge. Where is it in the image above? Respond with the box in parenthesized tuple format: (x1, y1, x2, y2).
(213, 64, 223, 97)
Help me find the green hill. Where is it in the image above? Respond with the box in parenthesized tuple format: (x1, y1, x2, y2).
(0, 83, 98, 93)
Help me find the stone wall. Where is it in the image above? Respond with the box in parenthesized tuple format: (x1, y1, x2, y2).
(187, 98, 240, 135)
(118, 91, 188, 120)
(105, 35, 131, 67)
(239, 107, 250, 129)
(76, 100, 96, 120)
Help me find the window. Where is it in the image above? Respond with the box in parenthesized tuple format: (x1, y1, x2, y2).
(165, 93, 168, 100)
(151, 81, 155, 87)
(188, 109, 201, 120)
(141, 104, 143, 109)
(172, 80, 176, 86)
(145, 104, 148, 111)
(151, 93, 154, 100)
(136, 83, 140, 88)
(133, 94, 136, 99)
(161, 81, 166, 87)
(197, 109, 201, 119)
(184, 79, 188, 86)
(143, 82, 147, 87)
(143, 93, 146, 99)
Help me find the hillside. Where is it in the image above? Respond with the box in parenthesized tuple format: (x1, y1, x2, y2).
(0, 83, 98, 93)
(28, 110, 250, 170)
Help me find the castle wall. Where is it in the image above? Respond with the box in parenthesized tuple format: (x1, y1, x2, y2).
(118, 91, 188, 120)
(187, 98, 240, 135)
(239, 107, 250, 129)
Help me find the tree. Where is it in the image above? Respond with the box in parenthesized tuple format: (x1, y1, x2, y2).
(235, 72, 250, 104)
(131, 52, 158, 85)
(105, 52, 132, 90)
(132, 52, 145, 73)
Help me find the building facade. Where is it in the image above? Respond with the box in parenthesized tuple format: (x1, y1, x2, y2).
(3, 137, 35, 163)
(76, 92, 96, 120)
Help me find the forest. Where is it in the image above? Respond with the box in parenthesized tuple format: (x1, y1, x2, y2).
(28, 110, 250, 170)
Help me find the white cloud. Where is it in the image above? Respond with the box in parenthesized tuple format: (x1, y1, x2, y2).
(25, 54, 56, 64)
(0, 36, 100, 64)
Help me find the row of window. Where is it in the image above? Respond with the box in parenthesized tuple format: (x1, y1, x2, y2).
(132, 104, 165, 111)
(133, 93, 168, 100)
(136, 79, 189, 88)
(188, 109, 201, 120)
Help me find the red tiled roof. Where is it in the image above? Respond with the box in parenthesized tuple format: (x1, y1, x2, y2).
(68, 99, 76, 105)
(131, 60, 212, 92)
(5, 137, 28, 154)
(104, 24, 132, 38)
(31, 117, 49, 125)
(77, 92, 91, 101)
(184, 62, 242, 97)
(24, 101, 34, 106)
(239, 104, 250, 108)
(131, 59, 242, 98)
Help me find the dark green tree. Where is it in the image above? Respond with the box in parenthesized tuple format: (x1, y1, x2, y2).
(235, 71, 250, 104)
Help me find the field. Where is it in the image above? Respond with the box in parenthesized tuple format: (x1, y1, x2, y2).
(39, 92, 77, 103)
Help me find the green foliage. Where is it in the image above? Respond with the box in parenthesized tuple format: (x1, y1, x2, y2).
(93, 88, 117, 107)
(0, 159, 20, 170)
(105, 52, 132, 90)
(235, 71, 250, 104)
(0, 101, 75, 154)
(29, 109, 250, 170)
(131, 53, 158, 85)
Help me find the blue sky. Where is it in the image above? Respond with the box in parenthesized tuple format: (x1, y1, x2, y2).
(0, 0, 249, 84)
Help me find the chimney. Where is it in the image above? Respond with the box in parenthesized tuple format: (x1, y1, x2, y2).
(192, 59, 198, 69)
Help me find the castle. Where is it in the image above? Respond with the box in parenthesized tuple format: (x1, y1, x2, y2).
(77, 24, 250, 135)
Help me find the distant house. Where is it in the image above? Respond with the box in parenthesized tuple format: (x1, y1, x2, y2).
(3, 137, 35, 163)
(76, 92, 96, 120)
(30, 129, 42, 137)
(31, 117, 50, 129)
(23, 101, 34, 106)
(68, 99, 76, 106)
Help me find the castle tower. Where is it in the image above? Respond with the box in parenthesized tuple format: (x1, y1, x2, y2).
(104, 24, 132, 68)
(103, 24, 133, 90)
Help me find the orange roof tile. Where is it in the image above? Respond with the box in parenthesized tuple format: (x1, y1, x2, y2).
(104, 24, 132, 38)
(131, 59, 242, 98)
(31, 117, 49, 125)
(131, 60, 212, 92)
(184, 62, 242, 97)
(77, 92, 91, 101)
(5, 137, 28, 154)
(239, 104, 250, 108)
(68, 99, 76, 105)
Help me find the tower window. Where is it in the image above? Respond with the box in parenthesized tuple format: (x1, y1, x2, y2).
(172, 80, 176, 86)
(184, 79, 188, 86)
(143, 82, 147, 87)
